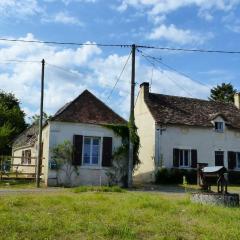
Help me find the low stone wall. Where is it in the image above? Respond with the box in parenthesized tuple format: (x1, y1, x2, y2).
(191, 192, 239, 207)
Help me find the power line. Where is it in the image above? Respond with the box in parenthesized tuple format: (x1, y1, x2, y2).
(106, 50, 132, 101)
(138, 49, 210, 88)
(0, 37, 240, 54)
(46, 62, 82, 77)
(0, 59, 40, 64)
(138, 50, 195, 97)
(138, 45, 240, 54)
(0, 38, 131, 48)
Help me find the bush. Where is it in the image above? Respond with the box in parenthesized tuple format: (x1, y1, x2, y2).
(155, 168, 197, 184)
(73, 186, 125, 193)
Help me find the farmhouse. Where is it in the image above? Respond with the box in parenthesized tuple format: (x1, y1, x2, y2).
(134, 82, 240, 182)
(12, 90, 126, 186)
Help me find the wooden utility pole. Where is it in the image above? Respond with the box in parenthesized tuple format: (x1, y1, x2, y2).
(36, 59, 45, 188)
(128, 44, 136, 188)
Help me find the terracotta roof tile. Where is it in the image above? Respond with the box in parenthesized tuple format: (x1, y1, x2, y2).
(145, 93, 240, 129)
(51, 90, 127, 125)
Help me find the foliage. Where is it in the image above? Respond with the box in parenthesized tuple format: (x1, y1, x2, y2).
(0, 91, 26, 154)
(51, 140, 78, 187)
(103, 123, 140, 168)
(103, 123, 140, 187)
(1, 191, 240, 239)
(155, 168, 197, 184)
(209, 83, 237, 103)
(73, 186, 125, 193)
(29, 112, 51, 125)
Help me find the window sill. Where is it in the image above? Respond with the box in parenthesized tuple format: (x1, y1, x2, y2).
(80, 165, 109, 170)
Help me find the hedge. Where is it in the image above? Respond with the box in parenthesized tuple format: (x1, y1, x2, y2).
(155, 168, 240, 185)
(155, 168, 197, 184)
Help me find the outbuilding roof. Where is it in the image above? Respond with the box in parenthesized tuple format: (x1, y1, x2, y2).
(144, 90, 240, 129)
(51, 90, 127, 125)
(12, 124, 38, 149)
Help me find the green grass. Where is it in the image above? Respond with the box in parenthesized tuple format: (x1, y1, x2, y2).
(73, 185, 125, 193)
(0, 191, 240, 239)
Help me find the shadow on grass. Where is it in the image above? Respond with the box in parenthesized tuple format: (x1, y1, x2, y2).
(132, 183, 200, 194)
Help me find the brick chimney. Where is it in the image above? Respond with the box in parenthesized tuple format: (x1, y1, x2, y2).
(140, 82, 149, 99)
(234, 93, 240, 109)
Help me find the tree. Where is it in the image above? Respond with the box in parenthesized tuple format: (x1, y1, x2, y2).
(29, 112, 51, 125)
(51, 140, 79, 187)
(0, 91, 26, 155)
(209, 83, 237, 103)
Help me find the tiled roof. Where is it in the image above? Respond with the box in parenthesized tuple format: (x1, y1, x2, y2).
(145, 93, 240, 129)
(12, 124, 38, 149)
(51, 90, 127, 125)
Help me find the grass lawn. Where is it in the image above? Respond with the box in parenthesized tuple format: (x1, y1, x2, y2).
(0, 189, 240, 240)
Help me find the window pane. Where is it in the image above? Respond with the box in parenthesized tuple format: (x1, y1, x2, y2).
(83, 138, 91, 164)
(92, 138, 100, 164)
(184, 150, 189, 166)
(215, 151, 224, 166)
(237, 153, 240, 168)
(179, 150, 183, 166)
(215, 122, 223, 131)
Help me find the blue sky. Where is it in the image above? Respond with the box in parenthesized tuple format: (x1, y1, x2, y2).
(1, 0, 240, 120)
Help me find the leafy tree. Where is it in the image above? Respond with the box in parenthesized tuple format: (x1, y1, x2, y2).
(0, 91, 26, 154)
(29, 112, 51, 125)
(209, 83, 237, 103)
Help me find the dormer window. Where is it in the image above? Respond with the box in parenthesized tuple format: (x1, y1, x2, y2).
(215, 122, 224, 132)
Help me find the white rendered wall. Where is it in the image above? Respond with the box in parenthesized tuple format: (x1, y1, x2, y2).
(46, 121, 122, 186)
(134, 89, 156, 182)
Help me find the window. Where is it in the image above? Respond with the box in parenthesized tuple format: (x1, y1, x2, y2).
(83, 137, 100, 165)
(237, 153, 240, 169)
(179, 149, 191, 167)
(215, 122, 224, 132)
(21, 150, 31, 164)
(215, 151, 224, 166)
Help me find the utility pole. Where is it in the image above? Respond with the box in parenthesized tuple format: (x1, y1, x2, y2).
(128, 44, 136, 188)
(36, 59, 45, 188)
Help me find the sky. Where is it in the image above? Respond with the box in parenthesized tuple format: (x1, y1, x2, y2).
(1, 0, 240, 121)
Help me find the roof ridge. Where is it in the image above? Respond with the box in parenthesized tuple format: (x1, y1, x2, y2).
(51, 89, 127, 124)
(149, 92, 236, 107)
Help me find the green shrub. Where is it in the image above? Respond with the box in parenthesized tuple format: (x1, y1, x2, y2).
(73, 186, 125, 193)
(155, 168, 197, 184)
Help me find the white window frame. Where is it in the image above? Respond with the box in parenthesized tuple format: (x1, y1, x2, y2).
(82, 136, 101, 166)
(178, 149, 191, 168)
(214, 121, 224, 133)
(21, 150, 31, 165)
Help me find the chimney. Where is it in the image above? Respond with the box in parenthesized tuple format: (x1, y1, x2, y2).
(234, 93, 240, 109)
(140, 82, 149, 99)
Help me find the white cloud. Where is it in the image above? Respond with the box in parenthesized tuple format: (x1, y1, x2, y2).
(147, 24, 213, 45)
(198, 10, 214, 21)
(43, 11, 84, 26)
(222, 12, 240, 33)
(0, 0, 42, 18)
(0, 33, 212, 120)
(117, 0, 240, 15)
(44, 0, 97, 4)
